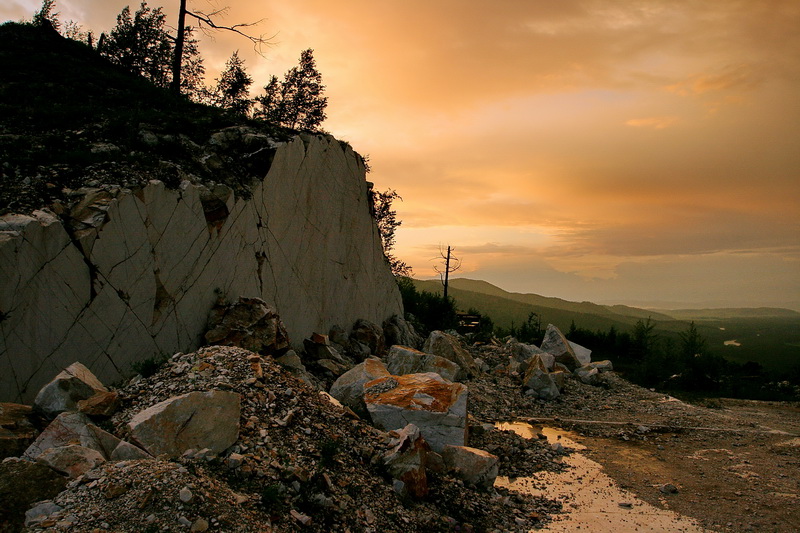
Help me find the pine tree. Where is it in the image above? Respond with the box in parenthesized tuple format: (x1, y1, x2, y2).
(255, 49, 327, 130)
(212, 51, 253, 115)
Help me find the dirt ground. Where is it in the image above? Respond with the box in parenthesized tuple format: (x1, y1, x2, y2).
(540, 399, 800, 532)
(468, 344, 800, 533)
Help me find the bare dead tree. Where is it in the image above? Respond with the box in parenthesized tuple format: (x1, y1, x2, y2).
(433, 245, 462, 301)
(170, 0, 273, 94)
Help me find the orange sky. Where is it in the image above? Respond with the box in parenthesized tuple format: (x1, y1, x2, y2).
(4, 1, 799, 308)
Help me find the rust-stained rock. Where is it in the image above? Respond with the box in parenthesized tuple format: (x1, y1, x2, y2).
(36, 444, 106, 479)
(0, 403, 38, 459)
(329, 358, 390, 417)
(24, 411, 96, 460)
(385, 345, 460, 382)
(364, 373, 467, 452)
(383, 423, 430, 499)
(304, 334, 348, 365)
(77, 390, 121, 417)
(23, 410, 147, 461)
(205, 297, 290, 356)
(128, 390, 240, 458)
(590, 360, 613, 372)
(34, 362, 108, 418)
(422, 331, 479, 378)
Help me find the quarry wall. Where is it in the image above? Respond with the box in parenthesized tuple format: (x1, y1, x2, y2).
(0, 133, 403, 402)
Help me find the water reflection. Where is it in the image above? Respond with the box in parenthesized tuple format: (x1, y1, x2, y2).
(493, 421, 712, 532)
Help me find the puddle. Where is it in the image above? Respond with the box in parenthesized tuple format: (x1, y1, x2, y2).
(494, 422, 713, 532)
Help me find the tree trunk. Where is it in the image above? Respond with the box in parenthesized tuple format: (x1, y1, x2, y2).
(443, 246, 451, 301)
(170, 0, 188, 94)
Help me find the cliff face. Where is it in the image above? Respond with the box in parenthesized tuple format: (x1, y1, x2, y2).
(0, 132, 402, 402)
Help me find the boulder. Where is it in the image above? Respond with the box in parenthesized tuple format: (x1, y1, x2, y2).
(304, 334, 345, 362)
(553, 362, 571, 373)
(441, 445, 499, 490)
(508, 340, 546, 363)
(24, 500, 64, 529)
(550, 370, 569, 389)
(385, 345, 460, 382)
(23, 411, 149, 461)
(0, 403, 38, 459)
(77, 390, 121, 418)
(522, 354, 560, 400)
(422, 331, 480, 378)
(33, 362, 108, 418)
(275, 350, 317, 387)
(0, 458, 67, 532)
(36, 444, 106, 479)
(313, 358, 350, 377)
(519, 351, 555, 375)
(329, 358, 390, 417)
(540, 324, 582, 370)
(349, 319, 385, 358)
(590, 360, 614, 372)
(328, 325, 351, 353)
(383, 424, 430, 499)
(364, 373, 468, 453)
(204, 297, 290, 356)
(128, 390, 240, 458)
(109, 439, 153, 461)
(574, 365, 600, 384)
(383, 315, 423, 349)
(568, 341, 592, 366)
(24, 412, 96, 460)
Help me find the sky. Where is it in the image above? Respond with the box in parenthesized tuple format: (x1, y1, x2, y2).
(3, 0, 799, 309)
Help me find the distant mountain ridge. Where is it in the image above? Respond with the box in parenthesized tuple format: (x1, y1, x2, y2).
(411, 277, 800, 332)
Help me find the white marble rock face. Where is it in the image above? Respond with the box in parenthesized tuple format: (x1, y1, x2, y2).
(0, 134, 403, 402)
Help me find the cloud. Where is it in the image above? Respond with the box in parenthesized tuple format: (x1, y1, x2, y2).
(625, 116, 679, 129)
(2, 0, 798, 308)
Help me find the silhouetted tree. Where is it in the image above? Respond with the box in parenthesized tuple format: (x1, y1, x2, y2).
(100, 3, 173, 86)
(33, 0, 59, 31)
(255, 49, 328, 130)
(171, 0, 271, 95)
(679, 321, 706, 361)
(100, 3, 205, 97)
(630, 317, 658, 360)
(371, 188, 412, 276)
(434, 245, 461, 301)
(211, 51, 253, 115)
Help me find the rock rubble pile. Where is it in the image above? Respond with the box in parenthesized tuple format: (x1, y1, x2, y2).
(2, 303, 620, 532)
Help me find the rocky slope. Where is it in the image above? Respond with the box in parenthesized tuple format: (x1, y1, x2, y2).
(3, 310, 799, 532)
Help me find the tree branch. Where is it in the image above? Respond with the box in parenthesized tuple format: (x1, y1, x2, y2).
(185, 9, 274, 54)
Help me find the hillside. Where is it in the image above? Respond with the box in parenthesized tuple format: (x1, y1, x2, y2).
(0, 21, 292, 216)
(413, 278, 800, 374)
(412, 278, 681, 333)
(660, 308, 800, 320)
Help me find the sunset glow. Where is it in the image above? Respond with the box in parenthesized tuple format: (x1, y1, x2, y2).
(3, 0, 798, 308)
